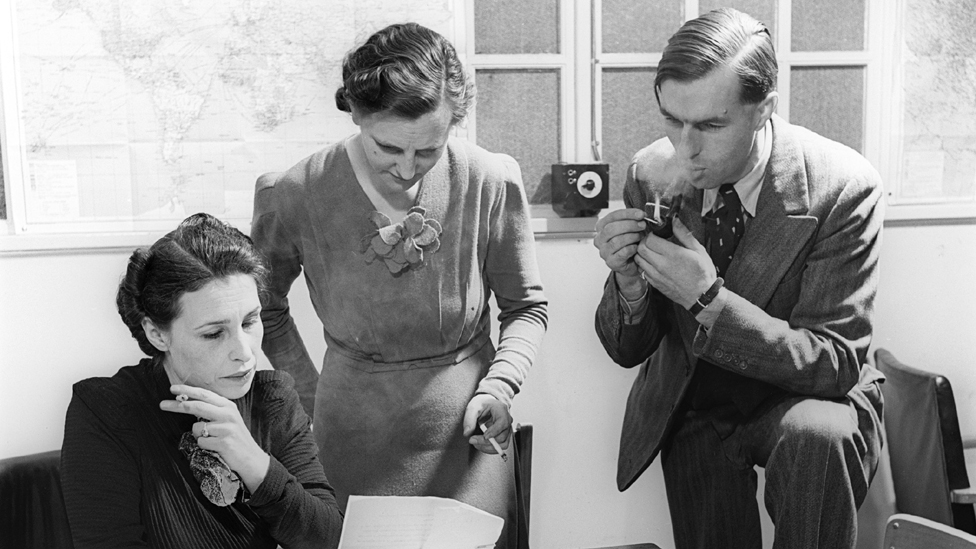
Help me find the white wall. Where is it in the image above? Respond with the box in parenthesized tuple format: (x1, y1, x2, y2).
(1, 222, 974, 548)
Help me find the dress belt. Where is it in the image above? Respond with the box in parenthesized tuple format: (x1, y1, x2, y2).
(322, 329, 492, 373)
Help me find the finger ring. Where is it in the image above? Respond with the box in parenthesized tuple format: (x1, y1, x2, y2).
(201, 422, 209, 438)
(640, 271, 646, 281)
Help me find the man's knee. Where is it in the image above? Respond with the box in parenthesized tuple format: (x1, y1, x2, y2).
(769, 398, 874, 502)
(778, 398, 860, 453)
(790, 410, 856, 451)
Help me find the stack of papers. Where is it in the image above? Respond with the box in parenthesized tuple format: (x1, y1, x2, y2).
(337, 495, 504, 549)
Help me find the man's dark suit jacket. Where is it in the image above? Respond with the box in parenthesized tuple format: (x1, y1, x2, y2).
(595, 114, 885, 491)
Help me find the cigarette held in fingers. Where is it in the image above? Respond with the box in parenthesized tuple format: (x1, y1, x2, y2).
(176, 394, 189, 403)
(479, 422, 508, 462)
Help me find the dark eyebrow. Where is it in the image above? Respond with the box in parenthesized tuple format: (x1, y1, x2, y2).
(659, 106, 729, 125)
(375, 140, 441, 154)
(194, 306, 261, 330)
(375, 140, 402, 150)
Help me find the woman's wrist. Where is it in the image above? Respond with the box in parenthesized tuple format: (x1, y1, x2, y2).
(237, 452, 271, 494)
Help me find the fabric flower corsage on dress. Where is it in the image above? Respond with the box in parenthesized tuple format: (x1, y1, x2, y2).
(360, 206, 442, 274)
(179, 432, 242, 507)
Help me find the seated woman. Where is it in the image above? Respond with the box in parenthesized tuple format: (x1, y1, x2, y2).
(61, 213, 342, 549)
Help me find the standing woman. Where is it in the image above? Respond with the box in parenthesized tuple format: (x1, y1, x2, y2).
(251, 22, 547, 548)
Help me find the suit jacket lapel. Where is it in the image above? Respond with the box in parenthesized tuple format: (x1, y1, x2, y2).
(724, 115, 818, 310)
(672, 116, 818, 352)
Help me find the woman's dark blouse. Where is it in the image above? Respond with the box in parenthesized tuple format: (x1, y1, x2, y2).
(61, 360, 342, 549)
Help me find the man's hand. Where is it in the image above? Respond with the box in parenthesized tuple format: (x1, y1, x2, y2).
(594, 208, 649, 295)
(636, 217, 717, 308)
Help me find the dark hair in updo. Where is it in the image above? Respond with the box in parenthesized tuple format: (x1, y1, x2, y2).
(334, 22, 474, 124)
(116, 213, 270, 357)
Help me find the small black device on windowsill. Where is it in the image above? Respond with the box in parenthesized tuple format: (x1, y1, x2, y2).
(550, 162, 609, 218)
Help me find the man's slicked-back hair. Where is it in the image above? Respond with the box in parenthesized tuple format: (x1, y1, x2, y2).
(655, 8, 777, 105)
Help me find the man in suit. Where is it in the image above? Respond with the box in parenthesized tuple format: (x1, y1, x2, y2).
(593, 8, 885, 549)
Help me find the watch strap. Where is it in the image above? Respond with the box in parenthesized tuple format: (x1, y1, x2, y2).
(689, 277, 724, 316)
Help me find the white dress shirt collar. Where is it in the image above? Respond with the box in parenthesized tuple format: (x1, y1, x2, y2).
(701, 119, 772, 218)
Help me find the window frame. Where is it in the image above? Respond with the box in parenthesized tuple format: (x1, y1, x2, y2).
(458, 0, 975, 235)
(456, 0, 599, 236)
(2, 0, 972, 252)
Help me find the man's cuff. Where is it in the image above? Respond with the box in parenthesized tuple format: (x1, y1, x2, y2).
(619, 284, 649, 325)
(694, 287, 729, 331)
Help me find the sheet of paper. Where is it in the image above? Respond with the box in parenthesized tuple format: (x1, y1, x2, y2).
(337, 495, 504, 549)
(27, 160, 80, 221)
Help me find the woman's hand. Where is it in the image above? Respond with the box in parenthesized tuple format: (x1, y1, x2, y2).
(462, 394, 512, 454)
(160, 384, 271, 493)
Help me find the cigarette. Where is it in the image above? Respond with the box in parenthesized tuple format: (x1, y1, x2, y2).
(176, 394, 189, 403)
(479, 422, 508, 462)
(644, 200, 669, 225)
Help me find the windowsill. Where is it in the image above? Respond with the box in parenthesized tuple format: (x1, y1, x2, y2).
(529, 204, 600, 238)
(5, 197, 976, 254)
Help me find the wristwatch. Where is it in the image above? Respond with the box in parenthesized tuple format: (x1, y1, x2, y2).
(689, 277, 724, 316)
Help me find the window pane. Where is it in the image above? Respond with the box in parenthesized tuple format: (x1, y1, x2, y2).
(601, 68, 666, 201)
(474, 0, 559, 54)
(789, 66, 864, 153)
(792, 0, 865, 51)
(699, 0, 777, 47)
(601, 0, 683, 53)
(475, 69, 560, 204)
(898, 0, 976, 202)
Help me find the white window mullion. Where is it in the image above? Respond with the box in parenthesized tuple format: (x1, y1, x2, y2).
(864, 0, 890, 171)
(0, 0, 28, 235)
(596, 52, 661, 68)
(561, 0, 577, 163)
(452, 0, 472, 142)
(777, 0, 792, 122)
(589, 0, 601, 162)
(469, 54, 568, 69)
(784, 52, 874, 66)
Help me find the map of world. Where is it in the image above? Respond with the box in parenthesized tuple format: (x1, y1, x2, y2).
(14, 0, 452, 229)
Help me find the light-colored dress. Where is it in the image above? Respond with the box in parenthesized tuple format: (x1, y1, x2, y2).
(251, 136, 547, 549)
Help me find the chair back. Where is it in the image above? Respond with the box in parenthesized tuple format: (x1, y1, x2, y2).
(884, 513, 976, 549)
(876, 349, 976, 534)
(0, 449, 74, 549)
(511, 424, 662, 549)
(514, 423, 533, 549)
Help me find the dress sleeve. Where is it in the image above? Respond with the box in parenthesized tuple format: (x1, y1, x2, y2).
(61, 384, 150, 548)
(477, 155, 549, 407)
(247, 373, 343, 549)
(251, 172, 320, 417)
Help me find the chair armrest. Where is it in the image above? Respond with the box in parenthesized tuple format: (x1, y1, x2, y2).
(951, 487, 976, 504)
